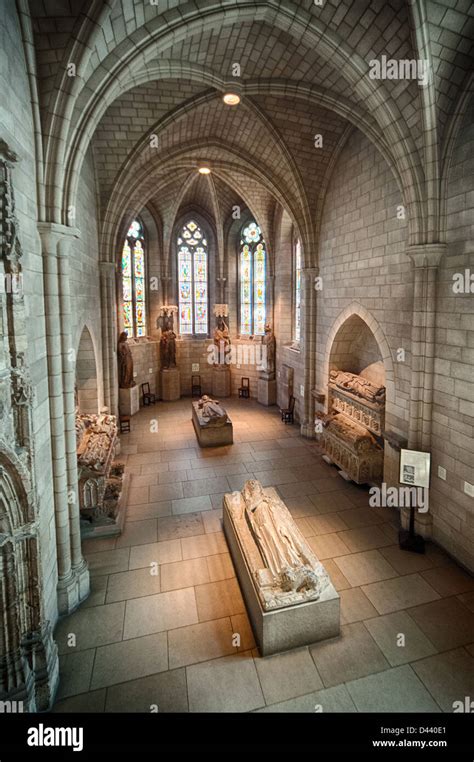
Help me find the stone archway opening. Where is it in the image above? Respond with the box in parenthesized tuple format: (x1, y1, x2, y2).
(75, 326, 99, 415)
(328, 314, 385, 389)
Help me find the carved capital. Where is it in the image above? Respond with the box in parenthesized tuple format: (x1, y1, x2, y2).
(407, 244, 446, 269)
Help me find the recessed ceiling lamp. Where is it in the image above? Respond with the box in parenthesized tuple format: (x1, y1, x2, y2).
(198, 166, 211, 175)
(222, 93, 241, 106)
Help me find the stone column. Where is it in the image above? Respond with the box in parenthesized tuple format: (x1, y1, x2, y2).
(407, 244, 445, 450)
(404, 243, 445, 539)
(300, 267, 318, 437)
(38, 223, 89, 614)
(100, 261, 118, 417)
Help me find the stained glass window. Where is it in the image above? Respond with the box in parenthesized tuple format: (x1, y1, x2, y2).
(121, 218, 147, 337)
(239, 221, 266, 335)
(294, 238, 302, 343)
(178, 220, 208, 335)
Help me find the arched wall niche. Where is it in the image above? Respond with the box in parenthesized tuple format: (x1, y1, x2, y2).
(323, 303, 395, 415)
(75, 325, 100, 415)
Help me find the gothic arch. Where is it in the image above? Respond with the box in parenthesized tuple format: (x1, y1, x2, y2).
(75, 325, 100, 415)
(322, 303, 396, 412)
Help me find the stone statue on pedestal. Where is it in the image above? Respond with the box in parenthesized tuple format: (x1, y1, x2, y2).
(159, 311, 177, 369)
(261, 323, 276, 376)
(213, 317, 230, 364)
(118, 331, 135, 388)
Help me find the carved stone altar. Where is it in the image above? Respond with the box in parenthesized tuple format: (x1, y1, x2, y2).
(76, 411, 128, 537)
(192, 395, 233, 447)
(321, 369, 385, 484)
(223, 480, 340, 655)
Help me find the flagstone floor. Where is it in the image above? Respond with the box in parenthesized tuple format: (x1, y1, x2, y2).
(52, 399, 474, 713)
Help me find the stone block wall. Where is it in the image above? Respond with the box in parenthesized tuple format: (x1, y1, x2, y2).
(431, 100, 474, 572)
(0, 0, 57, 626)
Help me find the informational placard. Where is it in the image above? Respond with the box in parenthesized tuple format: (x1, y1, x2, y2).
(399, 449, 431, 489)
(192, 363, 200, 372)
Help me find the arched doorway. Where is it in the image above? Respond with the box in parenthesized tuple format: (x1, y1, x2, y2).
(0, 453, 58, 711)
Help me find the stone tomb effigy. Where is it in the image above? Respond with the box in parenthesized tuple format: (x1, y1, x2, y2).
(321, 369, 385, 484)
(192, 395, 233, 447)
(75, 412, 128, 538)
(223, 480, 340, 655)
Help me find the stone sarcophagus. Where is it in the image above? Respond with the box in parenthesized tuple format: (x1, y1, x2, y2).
(192, 395, 233, 447)
(223, 480, 340, 655)
(76, 412, 127, 536)
(321, 369, 385, 484)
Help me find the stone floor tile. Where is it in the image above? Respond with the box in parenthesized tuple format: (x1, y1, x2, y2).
(168, 617, 235, 668)
(86, 548, 130, 578)
(195, 578, 245, 621)
(105, 669, 188, 713)
(149, 483, 184, 502)
(127, 501, 172, 520)
(337, 525, 394, 553)
(171, 495, 212, 515)
(407, 597, 474, 651)
(411, 648, 474, 712)
(308, 492, 354, 513)
(123, 587, 198, 639)
(80, 574, 108, 609)
(323, 558, 352, 591)
(364, 610, 437, 666)
(105, 567, 161, 603)
(157, 512, 204, 540)
(182, 476, 230, 498)
(420, 566, 474, 597)
(340, 587, 379, 624)
(160, 557, 210, 592)
(256, 683, 357, 713)
(56, 650, 96, 700)
(181, 531, 228, 559)
(55, 601, 125, 654)
(362, 573, 441, 615)
(206, 552, 236, 581)
(458, 590, 474, 612)
(129, 539, 182, 569)
(52, 689, 106, 713)
(186, 652, 265, 712)
(309, 622, 389, 687)
(254, 647, 323, 705)
(335, 549, 399, 587)
(307, 532, 351, 559)
(346, 665, 441, 712)
(91, 632, 168, 689)
(115, 519, 157, 548)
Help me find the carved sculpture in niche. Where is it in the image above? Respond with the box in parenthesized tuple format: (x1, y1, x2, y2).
(117, 331, 135, 388)
(226, 479, 330, 610)
(322, 366, 385, 484)
(0, 140, 58, 710)
(75, 411, 124, 526)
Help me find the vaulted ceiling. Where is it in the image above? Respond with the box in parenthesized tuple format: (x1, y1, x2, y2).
(28, 0, 474, 253)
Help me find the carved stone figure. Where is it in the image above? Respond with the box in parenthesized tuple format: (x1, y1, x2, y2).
(226, 479, 330, 610)
(160, 329, 177, 368)
(117, 331, 135, 388)
(197, 395, 229, 427)
(329, 369, 385, 404)
(261, 323, 276, 375)
(213, 317, 230, 363)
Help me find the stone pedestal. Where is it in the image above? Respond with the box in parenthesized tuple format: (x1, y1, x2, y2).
(161, 367, 180, 401)
(119, 385, 139, 416)
(223, 487, 340, 656)
(258, 374, 277, 406)
(212, 365, 231, 397)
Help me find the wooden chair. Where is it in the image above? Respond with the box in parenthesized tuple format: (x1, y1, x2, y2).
(238, 377, 250, 398)
(191, 375, 202, 397)
(280, 395, 295, 424)
(141, 382, 156, 406)
(119, 415, 131, 433)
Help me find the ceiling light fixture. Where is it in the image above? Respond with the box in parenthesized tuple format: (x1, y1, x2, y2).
(222, 93, 241, 106)
(198, 166, 211, 175)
